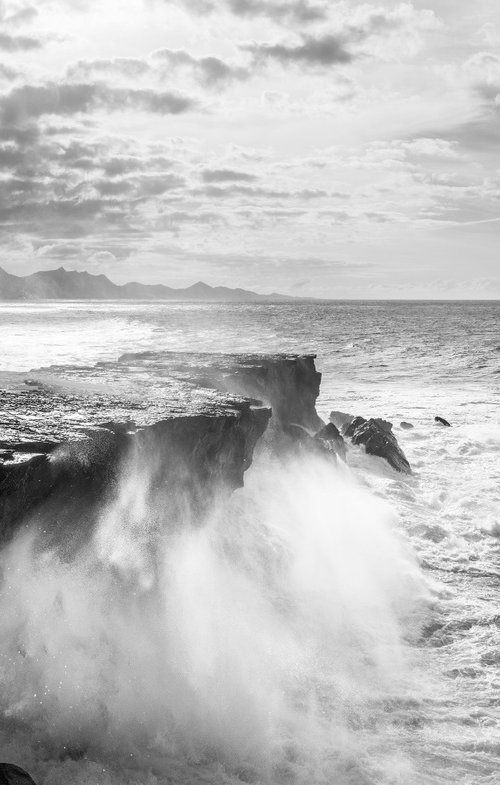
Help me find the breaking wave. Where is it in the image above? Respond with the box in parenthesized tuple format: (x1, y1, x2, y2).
(0, 449, 429, 785)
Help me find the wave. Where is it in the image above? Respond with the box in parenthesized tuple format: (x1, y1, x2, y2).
(0, 450, 428, 785)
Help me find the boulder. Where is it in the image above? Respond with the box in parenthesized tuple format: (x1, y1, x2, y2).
(315, 423, 346, 460)
(343, 416, 411, 474)
(435, 416, 451, 427)
(400, 421, 414, 430)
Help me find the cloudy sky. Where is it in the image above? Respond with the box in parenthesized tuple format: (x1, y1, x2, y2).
(0, 0, 499, 297)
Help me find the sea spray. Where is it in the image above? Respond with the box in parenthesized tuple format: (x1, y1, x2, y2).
(0, 449, 430, 784)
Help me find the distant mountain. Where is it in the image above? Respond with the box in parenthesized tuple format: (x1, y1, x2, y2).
(0, 267, 295, 302)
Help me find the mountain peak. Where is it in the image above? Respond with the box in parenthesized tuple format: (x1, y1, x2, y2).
(0, 266, 297, 302)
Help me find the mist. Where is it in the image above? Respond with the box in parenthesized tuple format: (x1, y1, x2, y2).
(0, 448, 429, 785)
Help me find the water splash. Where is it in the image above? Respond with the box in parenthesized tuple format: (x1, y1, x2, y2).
(0, 450, 429, 784)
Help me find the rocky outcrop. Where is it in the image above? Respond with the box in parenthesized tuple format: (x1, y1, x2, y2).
(218, 354, 323, 432)
(343, 416, 411, 474)
(0, 406, 270, 543)
(0, 353, 324, 542)
(315, 423, 347, 460)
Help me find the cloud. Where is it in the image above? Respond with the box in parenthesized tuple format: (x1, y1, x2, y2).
(173, 0, 327, 24)
(3, 5, 38, 26)
(241, 4, 438, 68)
(0, 62, 19, 80)
(0, 31, 41, 50)
(0, 81, 199, 126)
(66, 57, 151, 80)
(201, 168, 257, 182)
(243, 33, 352, 66)
(152, 49, 250, 87)
(67, 49, 249, 90)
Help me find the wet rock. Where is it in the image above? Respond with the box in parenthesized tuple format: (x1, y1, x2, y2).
(0, 764, 37, 785)
(400, 421, 414, 430)
(329, 411, 355, 431)
(221, 354, 323, 432)
(0, 353, 324, 542)
(343, 416, 411, 474)
(315, 423, 346, 460)
(435, 416, 451, 427)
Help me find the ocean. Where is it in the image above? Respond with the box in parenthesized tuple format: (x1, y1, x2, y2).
(0, 300, 499, 785)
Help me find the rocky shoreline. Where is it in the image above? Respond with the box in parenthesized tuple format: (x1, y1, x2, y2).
(0, 354, 324, 541)
(0, 352, 412, 544)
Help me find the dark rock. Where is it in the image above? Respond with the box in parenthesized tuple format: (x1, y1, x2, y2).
(329, 410, 355, 431)
(0, 764, 37, 785)
(343, 415, 369, 439)
(435, 416, 451, 427)
(315, 423, 346, 460)
(221, 354, 323, 432)
(0, 353, 324, 543)
(400, 422, 414, 430)
(343, 416, 411, 474)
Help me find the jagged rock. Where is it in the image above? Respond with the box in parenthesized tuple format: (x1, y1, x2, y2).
(435, 416, 451, 427)
(329, 411, 355, 431)
(221, 354, 323, 432)
(315, 423, 346, 460)
(343, 416, 411, 474)
(0, 353, 324, 542)
(400, 422, 414, 430)
(0, 764, 37, 785)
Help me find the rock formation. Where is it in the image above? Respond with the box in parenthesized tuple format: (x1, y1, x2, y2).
(0, 353, 324, 542)
(315, 423, 347, 460)
(343, 416, 411, 474)
(435, 416, 451, 427)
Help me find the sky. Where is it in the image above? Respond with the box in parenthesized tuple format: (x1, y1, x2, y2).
(0, 0, 499, 298)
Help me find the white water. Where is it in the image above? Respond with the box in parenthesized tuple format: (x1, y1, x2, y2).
(0, 453, 427, 784)
(0, 300, 499, 783)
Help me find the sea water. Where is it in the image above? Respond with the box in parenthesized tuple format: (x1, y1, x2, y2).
(0, 301, 499, 784)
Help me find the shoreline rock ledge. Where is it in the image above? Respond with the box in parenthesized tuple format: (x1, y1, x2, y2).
(342, 416, 412, 474)
(0, 353, 323, 542)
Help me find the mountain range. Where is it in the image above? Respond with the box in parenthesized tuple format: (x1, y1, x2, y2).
(0, 267, 294, 302)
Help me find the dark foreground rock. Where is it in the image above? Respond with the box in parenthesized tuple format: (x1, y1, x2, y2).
(0, 764, 37, 785)
(343, 416, 411, 474)
(435, 416, 451, 427)
(0, 353, 323, 542)
(315, 423, 347, 460)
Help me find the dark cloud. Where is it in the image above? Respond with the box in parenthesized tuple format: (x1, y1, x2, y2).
(201, 168, 257, 182)
(0, 62, 19, 80)
(66, 49, 249, 90)
(0, 81, 198, 126)
(199, 184, 327, 198)
(0, 31, 41, 50)
(175, 0, 327, 24)
(4, 6, 38, 26)
(152, 48, 250, 86)
(156, 210, 226, 230)
(242, 34, 352, 66)
(66, 57, 151, 80)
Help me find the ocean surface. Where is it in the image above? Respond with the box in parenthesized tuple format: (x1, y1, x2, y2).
(0, 300, 499, 785)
